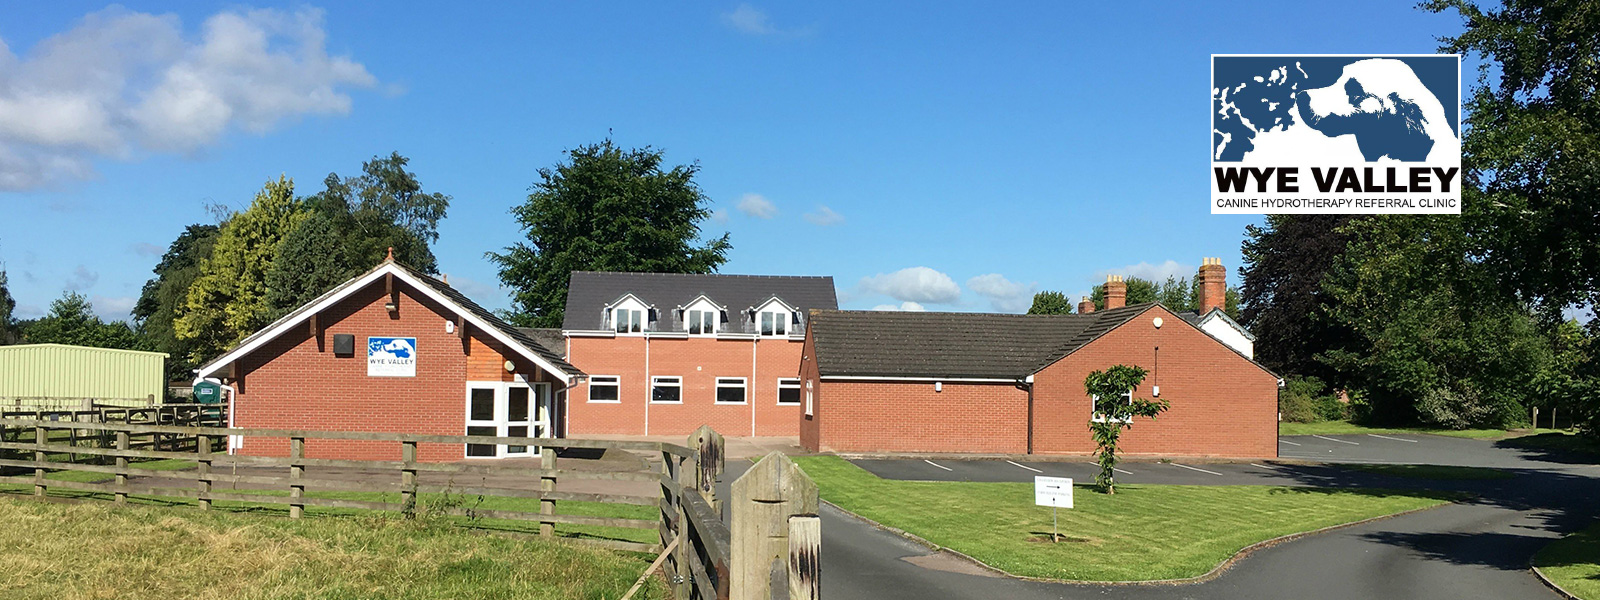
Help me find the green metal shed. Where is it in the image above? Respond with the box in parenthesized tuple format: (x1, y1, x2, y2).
(0, 344, 168, 409)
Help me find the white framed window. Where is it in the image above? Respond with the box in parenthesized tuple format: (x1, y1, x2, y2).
(715, 377, 747, 404)
(1090, 389, 1135, 423)
(650, 376, 682, 404)
(777, 378, 801, 405)
(687, 310, 718, 335)
(588, 375, 620, 403)
(607, 295, 649, 334)
(752, 297, 799, 337)
(759, 311, 788, 336)
(804, 379, 814, 416)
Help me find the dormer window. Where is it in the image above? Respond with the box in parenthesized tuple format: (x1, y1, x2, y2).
(752, 297, 800, 337)
(605, 294, 650, 335)
(680, 295, 724, 336)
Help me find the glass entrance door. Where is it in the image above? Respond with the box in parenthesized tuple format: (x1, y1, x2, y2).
(465, 380, 544, 458)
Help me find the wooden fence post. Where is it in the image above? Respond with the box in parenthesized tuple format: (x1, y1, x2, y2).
(197, 434, 212, 510)
(401, 441, 418, 517)
(731, 452, 818, 600)
(33, 425, 46, 497)
(788, 515, 821, 600)
(539, 445, 557, 537)
(689, 425, 725, 513)
(115, 431, 129, 503)
(289, 436, 305, 518)
(674, 453, 693, 600)
(658, 450, 679, 588)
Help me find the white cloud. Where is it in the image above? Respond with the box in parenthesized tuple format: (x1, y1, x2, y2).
(966, 273, 1037, 313)
(803, 205, 844, 226)
(65, 265, 98, 291)
(710, 209, 730, 224)
(735, 193, 778, 219)
(131, 242, 164, 257)
(858, 267, 961, 304)
(0, 6, 376, 191)
(722, 4, 777, 35)
(91, 295, 136, 323)
(871, 301, 926, 311)
(446, 274, 505, 304)
(1096, 260, 1195, 284)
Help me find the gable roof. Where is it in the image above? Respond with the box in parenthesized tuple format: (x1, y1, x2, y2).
(562, 271, 838, 332)
(809, 304, 1155, 380)
(195, 261, 583, 383)
(1178, 308, 1258, 342)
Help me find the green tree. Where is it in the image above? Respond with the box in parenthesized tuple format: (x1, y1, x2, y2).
(265, 212, 355, 316)
(1238, 215, 1364, 382)
(1157, 276, 1195, 311)
(491, 140, 732, 327)
(1026, 291, 1074, 315)
(1427, 0, 1600, 312)
(1089, 277, 1157, 311)
(305, 152, 451, 274)
(23, 292, 147, 350)
(133, 224, 220, 381)
(0, 264, 14, 344)
(1085, 365, 1168, 494)
(175, 176, 308, 363)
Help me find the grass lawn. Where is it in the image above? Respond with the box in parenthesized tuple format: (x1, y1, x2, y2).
(1535, 520, 1600, 600)
(1337, 463, 1515, 480)
(793, 455, 1456, 582)
(1277, 420, 1517, 439)
(0, 496, 663, 600)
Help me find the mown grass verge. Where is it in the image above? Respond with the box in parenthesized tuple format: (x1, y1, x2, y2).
(0, 496, 663, 600)
(1535, 520, 1600, 599)
(793, 455, 1456, 582)
(1278, 421, 1517, 439)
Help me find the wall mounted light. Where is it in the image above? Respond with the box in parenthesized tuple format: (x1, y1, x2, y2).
(1152, 317, 1163, 329)
(445, 320, 456, 334)
(504, 360, 515, 373)
(934, 381, 943, 393)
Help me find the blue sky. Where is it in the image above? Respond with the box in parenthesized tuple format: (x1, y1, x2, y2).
(0, 2, 1472, 322)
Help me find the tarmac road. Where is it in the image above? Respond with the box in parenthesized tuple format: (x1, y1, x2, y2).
(725, 434, 1600, 600)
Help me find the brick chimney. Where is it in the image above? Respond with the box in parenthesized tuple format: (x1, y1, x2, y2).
(1197, 257, 1226, 314)
(1104, 275, 1126, 310)
(1077, 296, 1095, 314)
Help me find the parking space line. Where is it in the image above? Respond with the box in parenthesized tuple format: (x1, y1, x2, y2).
(1171, 463, 1224, 476)
(1278, 439, 1302, 446)
(923, 459, 953, 471)
(1311, 435, 1360, 445)
(1367, 434, 1418, 443)
(1088, 461, 1134, 475)
(1006, 460, 1042, 473)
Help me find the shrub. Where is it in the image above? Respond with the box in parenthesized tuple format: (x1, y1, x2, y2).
(1416, 385, 1508, 429)
(1278, 376, 1342, 423)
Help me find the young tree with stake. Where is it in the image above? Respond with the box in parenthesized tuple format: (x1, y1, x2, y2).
(1086, 365, 1168, 494)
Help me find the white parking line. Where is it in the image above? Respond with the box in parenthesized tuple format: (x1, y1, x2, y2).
(1311, 435, 1360, 445)
(923, 459, 953, 471)
(1006, 460, 1043, 473)
(1278, 439, 1302, 446)
(1367, 434, 1419, 443)
(1171, 463, 1224, 476)
(1087, 461, 1134, 475)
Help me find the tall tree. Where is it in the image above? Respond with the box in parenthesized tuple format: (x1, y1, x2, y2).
(0, 263, 14, 344)
(265, 212, 353, 315)
(23, 292, 147, 350)
(1026, 291, 1074, 315)
(133, 224, 220, 380)
(1157, 276, 1195, 311)
(491, 140, 732, 327)
(175, 176, 308, 363)
(1237, 215, 1363, 381)
(1085, 365, 1168, 494)
(305, 152, 451, 274)
(1427, 0, 1600, 312)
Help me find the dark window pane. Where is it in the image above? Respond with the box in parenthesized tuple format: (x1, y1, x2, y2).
(507, 425, 528, 453)
(775, 318, 786, 335)
(470, 389, 495, 421)
(591, 381, 619, 402)
(508, 387, 529, 421)
(761, 313, 774, 335)
(717, 384, 745, 404)
(466, 425, 496, 457)
(652, 383, 680, 403)
(778, 387, 800, 405)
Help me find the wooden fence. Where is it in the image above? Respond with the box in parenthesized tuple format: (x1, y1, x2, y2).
(0, 404, 226, 459)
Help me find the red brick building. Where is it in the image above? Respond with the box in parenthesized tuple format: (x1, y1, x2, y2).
(799, 267, 1279, 458)
(558, 271, 837, 437)
(194, 259, 583, 461)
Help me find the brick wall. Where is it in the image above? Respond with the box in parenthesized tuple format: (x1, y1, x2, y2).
(564, 335, 805, 437)
(230, 279, 555, 462)
(805, 379, 1029, 453)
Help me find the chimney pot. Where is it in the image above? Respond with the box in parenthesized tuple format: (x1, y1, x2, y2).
(1105, 275, 1128, 310)
(1078, 295, 1095, 314)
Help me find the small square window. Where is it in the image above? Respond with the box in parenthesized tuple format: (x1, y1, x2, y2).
(1091, 389, 1135, 424)
(651, 376, 682, 404)
(588, 376, 620, 403)
(716, 377, 747, 404)
(777, 378, 801, 405)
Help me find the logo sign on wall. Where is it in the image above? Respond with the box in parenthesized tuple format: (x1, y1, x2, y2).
(1212, 55, 1461, 214)
(368, 336, 417, 377)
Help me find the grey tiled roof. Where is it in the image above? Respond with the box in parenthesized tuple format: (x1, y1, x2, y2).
(561, 271, 838, 333)
(398, 264, 584, 377)
(516, 328, 568, 359)
(810, 304, 1157, 379)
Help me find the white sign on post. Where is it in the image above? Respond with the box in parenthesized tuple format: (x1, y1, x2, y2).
(1034, 476, 1073, 508)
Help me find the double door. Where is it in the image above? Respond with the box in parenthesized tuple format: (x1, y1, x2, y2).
(465, 380, 551, 458)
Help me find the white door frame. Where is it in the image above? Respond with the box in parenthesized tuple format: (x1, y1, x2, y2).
(464, 377, 552, 459)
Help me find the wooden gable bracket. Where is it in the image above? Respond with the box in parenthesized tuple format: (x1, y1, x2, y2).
(458, 315, 470, 354)
(310, 313, 323, 352)
(384, 273, 399, 315)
